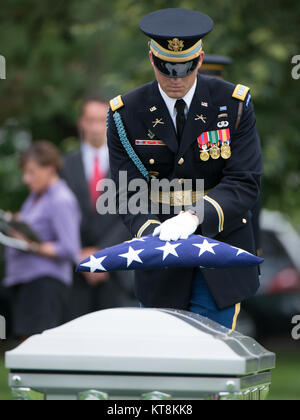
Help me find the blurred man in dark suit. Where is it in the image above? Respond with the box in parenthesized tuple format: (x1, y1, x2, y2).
(62, 97, 137, 320)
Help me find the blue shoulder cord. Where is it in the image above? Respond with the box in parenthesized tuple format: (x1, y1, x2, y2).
(108, 110, 150, 182)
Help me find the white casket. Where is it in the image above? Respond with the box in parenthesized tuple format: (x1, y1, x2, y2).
(5, 308, 275, 400)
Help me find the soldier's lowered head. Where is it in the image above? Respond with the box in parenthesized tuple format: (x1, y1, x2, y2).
(139, 8, 214, 99)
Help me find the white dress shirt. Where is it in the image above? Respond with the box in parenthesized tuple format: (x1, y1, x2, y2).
(158, 79, 197, 131)
(81, 142, 109, 181)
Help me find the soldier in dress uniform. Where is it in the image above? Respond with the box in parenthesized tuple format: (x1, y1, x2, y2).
(107, 8, 263, 330)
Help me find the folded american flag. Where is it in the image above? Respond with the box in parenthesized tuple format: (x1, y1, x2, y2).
(77, 234, 263, 273)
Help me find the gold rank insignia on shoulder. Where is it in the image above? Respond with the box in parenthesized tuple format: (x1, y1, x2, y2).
(232, 84, 250, 101)
(110, 95, 124, 112)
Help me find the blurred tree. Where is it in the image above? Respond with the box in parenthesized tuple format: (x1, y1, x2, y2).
(0, 0, 299, 226)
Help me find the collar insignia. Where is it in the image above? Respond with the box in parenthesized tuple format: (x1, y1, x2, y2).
(152, 118, 165, 128)
(195, 114, 207, 123)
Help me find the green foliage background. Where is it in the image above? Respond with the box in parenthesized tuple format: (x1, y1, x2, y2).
(0, 0, 299, 224)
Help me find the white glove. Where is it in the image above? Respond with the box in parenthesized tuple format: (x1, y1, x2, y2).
(153, 212, 199, 242)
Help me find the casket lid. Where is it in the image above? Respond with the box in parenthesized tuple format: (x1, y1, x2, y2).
(6, 308, 275, 376)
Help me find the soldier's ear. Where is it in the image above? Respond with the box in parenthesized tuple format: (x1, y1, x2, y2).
(149, 51, 156, 72)
(149, 51, 154, 65)
(198, 51, 205, 70)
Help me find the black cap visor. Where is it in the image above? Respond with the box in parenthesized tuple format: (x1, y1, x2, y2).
(153, 55, 200, 79)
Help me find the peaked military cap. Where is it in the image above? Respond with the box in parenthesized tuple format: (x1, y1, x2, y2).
(139, 8, 214, 62)
(139, 8, 214, 78)
(200, 55, 233, 78)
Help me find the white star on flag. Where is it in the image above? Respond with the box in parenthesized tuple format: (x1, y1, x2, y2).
(81, 256, 107, 273)
(119, 246, 144, 267)
(231, 246, 251, 257)
(193, 239, 219, 256)
(155, 242, 182, 261)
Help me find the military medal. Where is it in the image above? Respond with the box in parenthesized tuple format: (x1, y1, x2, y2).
(200, 150, 210, 161)
(221, 143, 231, 159)
(210, 147, 221, 160)
(218, 128, 232, 160)
(208, 131, 221, 160)
(197, 133, 210, 161)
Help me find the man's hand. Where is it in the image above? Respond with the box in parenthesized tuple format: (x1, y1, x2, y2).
(83, 271, 110, 286)
(81, 247, 110, 286)
(153, 211, 200, 242)
(81, 247, 99, 261)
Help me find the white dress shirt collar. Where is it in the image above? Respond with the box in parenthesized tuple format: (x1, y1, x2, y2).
(158, 78, 197, 127)
(81, 141, 109, 181)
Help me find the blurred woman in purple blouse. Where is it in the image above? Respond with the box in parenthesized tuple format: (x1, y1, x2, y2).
(4, 141, 81, 340)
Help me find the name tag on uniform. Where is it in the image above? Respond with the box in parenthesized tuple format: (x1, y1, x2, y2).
(135, 140, 166, 146)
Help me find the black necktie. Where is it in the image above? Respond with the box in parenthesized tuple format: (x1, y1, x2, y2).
(175, 99, 186, 143)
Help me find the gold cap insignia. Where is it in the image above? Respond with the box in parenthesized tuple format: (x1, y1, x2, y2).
(168, 38, 185, 52)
